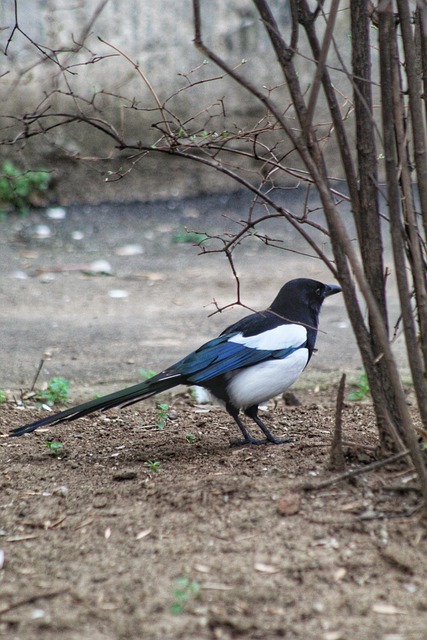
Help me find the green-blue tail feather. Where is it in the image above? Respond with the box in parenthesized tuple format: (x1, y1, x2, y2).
(10, 371, 182, 437)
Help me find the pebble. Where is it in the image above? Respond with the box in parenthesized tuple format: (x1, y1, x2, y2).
(108, 289, 129, 299)
(115, 244, 144, 256)
(53, 485, 69, 497)
(277, 492, 301, 516)
(46, 207, 66, 220)
(112, 469, 138, 481)
(92, 496, 108, 509)
(88, 259, 113, 275)
(31, 608, 46, 620)
(39, 273, 55, 283)
(33, 225, 52, 239)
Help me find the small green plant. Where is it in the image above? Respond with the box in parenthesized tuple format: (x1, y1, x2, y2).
(156, 403, 169, 429)
(36, 377, 70, 407)
(0, 161, 50, 215)
(144, 460, 161, 473)
(45, 441, 64, 457)
(185, 433, 197, 444)
(0, 389, 7, 404)
(349, 369, 370, 401)
(139, 368, 157, 380)
(171, 577, 200, 615)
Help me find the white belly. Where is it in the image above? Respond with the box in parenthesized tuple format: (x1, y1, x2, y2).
(225, 348, 309, 409)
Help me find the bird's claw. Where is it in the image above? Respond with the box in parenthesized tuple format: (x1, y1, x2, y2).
(231, 435, 295, 446)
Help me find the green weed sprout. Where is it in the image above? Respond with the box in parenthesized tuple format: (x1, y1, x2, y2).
(349, 369, 370, 401)
(36, 377, 70, 407)
(156, 403, 169, 429)
(171, 577, 200, 615)
(139, 371, 170, 428)
(139, 368, 156, 380)
(0, 161, 50, 215)
(144, 460, 161, 473)
(45, 441, 64, 457)
(0, 389, 7, 404)
(185, 433, 197, 444)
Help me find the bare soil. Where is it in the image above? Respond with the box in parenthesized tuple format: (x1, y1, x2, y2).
(1, 394, 427, 640)
(0, 195, 425, 640)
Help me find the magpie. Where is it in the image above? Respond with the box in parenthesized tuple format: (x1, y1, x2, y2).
(9, 278, 341, 444)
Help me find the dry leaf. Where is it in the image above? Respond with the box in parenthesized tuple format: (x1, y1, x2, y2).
(194, 563, 210, 573)
(254, 562, 280, 574)
(372, 603, 407, 615)
(135, 528, 152, 540)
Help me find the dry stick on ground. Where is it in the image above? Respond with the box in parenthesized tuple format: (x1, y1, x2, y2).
(302, 450, 410, 491)
(0, 587, 70, 616)
(328, 373, 346, 472)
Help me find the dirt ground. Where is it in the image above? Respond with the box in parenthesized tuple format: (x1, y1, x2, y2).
(0, 194, 426, 640)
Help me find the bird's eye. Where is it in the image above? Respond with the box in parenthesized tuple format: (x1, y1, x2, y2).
(315, 287, 322, 296)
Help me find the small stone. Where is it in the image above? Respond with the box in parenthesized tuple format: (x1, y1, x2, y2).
(53, 486, 69, 497)
(10, 270, 28, 280)
(277, 492, 301, 516)
(92, 496, 108, 509)
(283, 391, 301, 406)
(33, 225, 52, 239)
(115, 244, 144, 256)
(39, 273, 55, 283)
(108, 289, 129, 299)
(87, 259, 113, 275)
(46, 207, 66, 220)
(113, 469, 138, 481)
(31, 608, 46, 620)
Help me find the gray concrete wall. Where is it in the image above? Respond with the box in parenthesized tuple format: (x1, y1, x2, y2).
(1, 1, 350, 202)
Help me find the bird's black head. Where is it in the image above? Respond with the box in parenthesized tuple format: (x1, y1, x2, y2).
(269, 278, 341, 325)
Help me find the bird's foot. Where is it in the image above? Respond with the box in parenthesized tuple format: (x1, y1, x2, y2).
(231, 436, 269, 446)
(231, 435, 295, 446)
(265, 435, 296, 445)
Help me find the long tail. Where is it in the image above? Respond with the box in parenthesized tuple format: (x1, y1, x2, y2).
(10, 370, 183, 437)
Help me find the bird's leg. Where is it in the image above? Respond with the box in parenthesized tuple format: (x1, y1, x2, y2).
(244, 405, 294, 445)
(226, 405, 267, 446)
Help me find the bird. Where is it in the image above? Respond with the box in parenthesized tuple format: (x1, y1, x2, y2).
(9, 278, 341, 444)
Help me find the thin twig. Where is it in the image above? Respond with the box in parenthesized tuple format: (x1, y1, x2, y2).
(328, 373, 346, 471)
(98, 37, 173, 137)
(31, 359, 45, 392)
(305, 0, 341, 128)
(303, 450, 410, 491)
(0, 587, 70, 616)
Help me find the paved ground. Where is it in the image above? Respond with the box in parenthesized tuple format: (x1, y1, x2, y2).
(0, 190, 404, 399)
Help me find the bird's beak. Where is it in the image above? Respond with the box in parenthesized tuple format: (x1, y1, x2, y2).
(324, 284, 342, 297)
